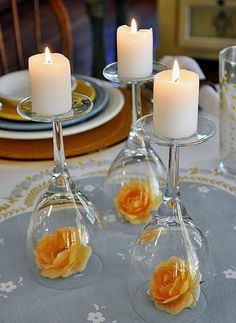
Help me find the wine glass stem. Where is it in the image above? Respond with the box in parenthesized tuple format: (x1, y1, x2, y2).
(126, 82, 143, 146)
(52, 120, 66, 174)
(131, 82, 142, 127)
(165, 145, 180, 199)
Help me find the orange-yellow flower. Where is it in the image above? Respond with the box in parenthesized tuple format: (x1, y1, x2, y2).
(150, 256, 202, 315)
(139, 228, 165, 245)
(34, 227, 92, 279)
(114, 180, 161, 224)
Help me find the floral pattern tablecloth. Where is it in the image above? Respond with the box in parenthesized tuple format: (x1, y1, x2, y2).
(0, 129, 236, 323)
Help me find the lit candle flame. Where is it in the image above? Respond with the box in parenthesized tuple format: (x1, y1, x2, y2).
(131, 18, 137, 33)
(172, 60, 180, 82)
(45, 47, 52, 64)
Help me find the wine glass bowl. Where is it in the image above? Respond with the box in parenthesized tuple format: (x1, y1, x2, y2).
(26, 185, 105, 290)
(129, 214, 214, 323)
(103, 144, 166, 234)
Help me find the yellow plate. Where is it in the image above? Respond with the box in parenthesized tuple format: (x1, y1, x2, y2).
(0, 79, 96, 121)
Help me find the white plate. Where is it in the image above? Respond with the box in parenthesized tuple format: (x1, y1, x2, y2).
(0, 70, 77, 105)
(0, 85, 124, 140)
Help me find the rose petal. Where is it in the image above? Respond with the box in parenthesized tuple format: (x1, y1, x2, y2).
(189, 284, 200, 308)
(154, 291, 194, 315)
(74, 244, 92, 272)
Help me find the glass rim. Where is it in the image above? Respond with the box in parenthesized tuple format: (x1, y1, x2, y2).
(219, 45, 236, 64)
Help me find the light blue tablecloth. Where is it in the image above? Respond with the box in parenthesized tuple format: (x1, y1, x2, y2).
(0, 176, 236, 323)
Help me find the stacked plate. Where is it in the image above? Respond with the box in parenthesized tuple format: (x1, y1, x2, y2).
(0, 71, 124, 140)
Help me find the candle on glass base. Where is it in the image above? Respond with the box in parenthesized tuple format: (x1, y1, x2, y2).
(29, 47, 72, 115)
(117, 18, 153, 79)
(153, 60, 199, 139)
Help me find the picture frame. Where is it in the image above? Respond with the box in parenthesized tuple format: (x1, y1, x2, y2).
(178, 0, 236, 50)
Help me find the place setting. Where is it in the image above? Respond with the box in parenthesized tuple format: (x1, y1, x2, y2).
(0, 56, 126, 160)
(0, 72, 108, 130)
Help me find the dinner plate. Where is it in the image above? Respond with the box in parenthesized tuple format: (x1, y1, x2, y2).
(0, 70, 78, 104)
(0, 86, 124, 140)
(0, 78, 108, 131)
(0, 76, 96, 121)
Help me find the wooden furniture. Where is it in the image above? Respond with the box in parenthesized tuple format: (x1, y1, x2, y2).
(0, 0, 73, 75)
(85, 0, 128, 78)
(156, 0, 236, 60)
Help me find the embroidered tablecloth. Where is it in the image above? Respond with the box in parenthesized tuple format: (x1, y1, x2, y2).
(0, 175, 236, 323)
(0, 114, 236, 322)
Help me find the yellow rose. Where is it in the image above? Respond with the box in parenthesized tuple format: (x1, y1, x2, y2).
(150, 256, 202, 315)
(139, 228, 166, 245)
(114, 180, 162, 224)
(34, 227, 92, 279)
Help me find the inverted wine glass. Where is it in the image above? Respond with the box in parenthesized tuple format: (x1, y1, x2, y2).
(128, 113, 216, 322)
(102, 62, 167, 234)
(17, 93, 106, 290)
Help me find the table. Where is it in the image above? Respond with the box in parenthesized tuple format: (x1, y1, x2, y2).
(0, 110, 236, 323)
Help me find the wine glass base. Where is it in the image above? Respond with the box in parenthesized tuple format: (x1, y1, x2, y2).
(103, 61, 166, 84)
(130, 282, 208, 323)
(134, 113, 216, 147)
(31, 254, 103, 290)
(17, 92, 93, 122)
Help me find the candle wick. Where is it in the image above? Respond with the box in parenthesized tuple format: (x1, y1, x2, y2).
(174, 77, 179, 83)
(45, 47, 52, 64)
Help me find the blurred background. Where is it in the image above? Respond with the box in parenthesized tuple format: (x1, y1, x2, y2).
(1, 0, 236, 81)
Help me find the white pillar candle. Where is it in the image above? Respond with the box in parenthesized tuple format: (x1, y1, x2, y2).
(153, 60, 199, 139)
(29, 47, 72, 115)
(117, 18, 153, 78)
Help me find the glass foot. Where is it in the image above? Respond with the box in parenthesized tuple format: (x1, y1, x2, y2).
(17, 92, 93, 122)
(103, 61, 166, 84)
(134, 113, 216, 147)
